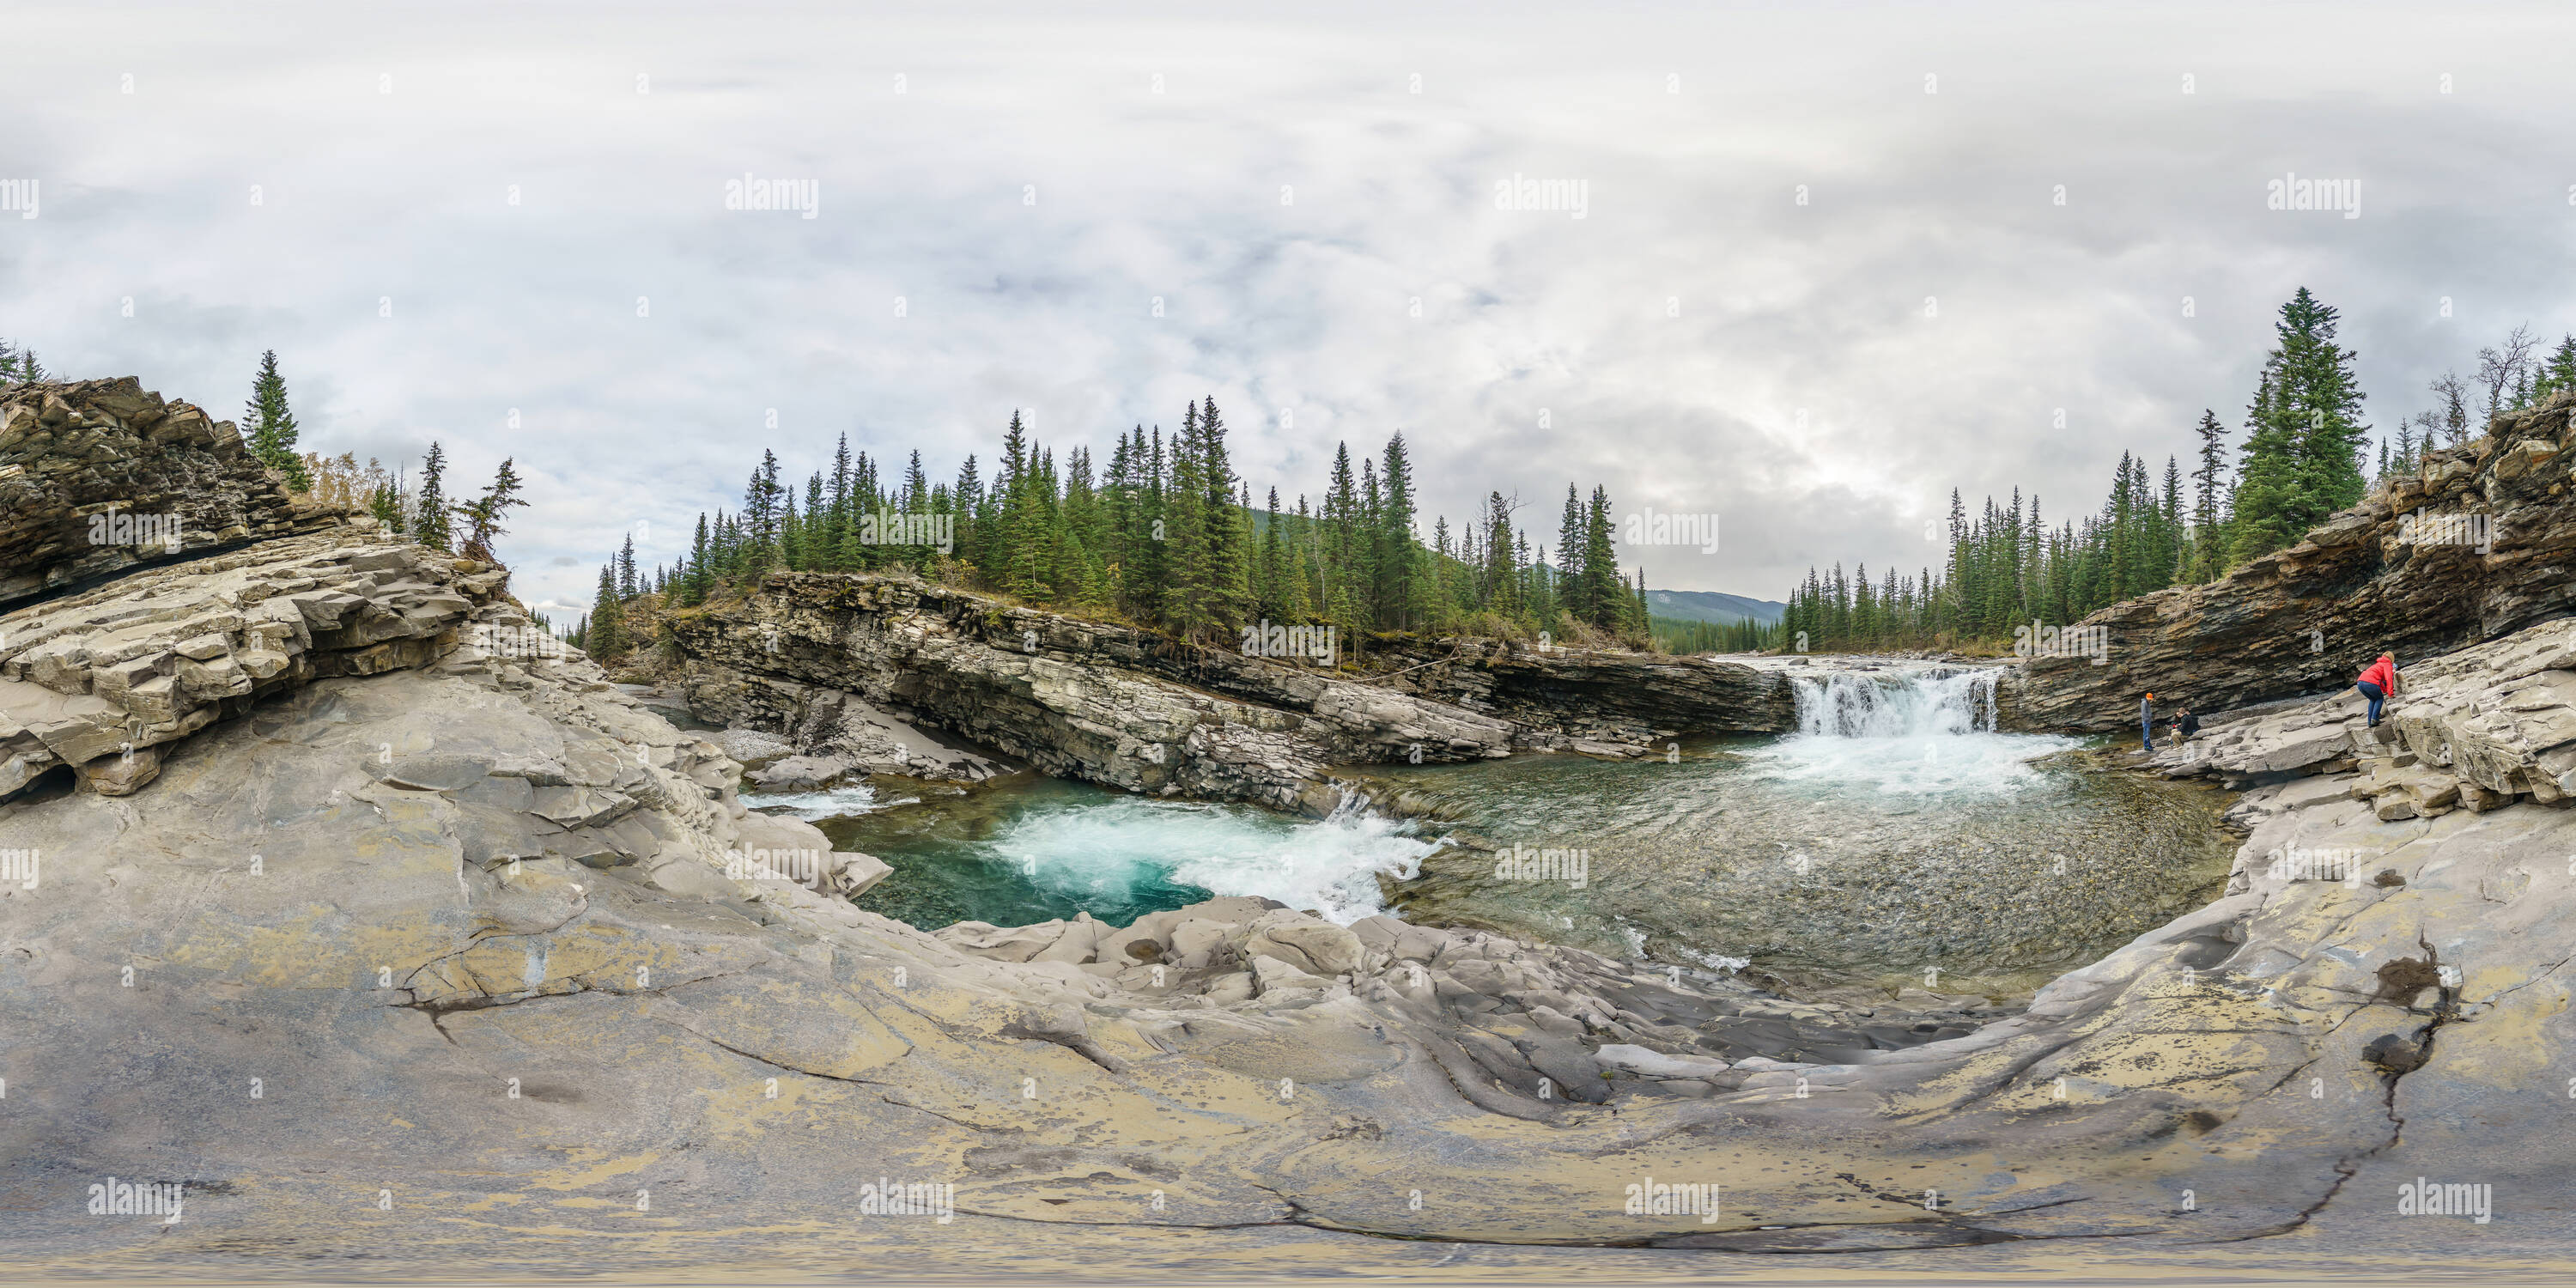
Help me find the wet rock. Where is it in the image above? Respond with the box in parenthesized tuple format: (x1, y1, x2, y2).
(18, 379, 2576, 1260)
(2363, 1033, 2428, 1074)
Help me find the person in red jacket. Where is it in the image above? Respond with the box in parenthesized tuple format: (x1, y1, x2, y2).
(2355, 653, 2398, 727)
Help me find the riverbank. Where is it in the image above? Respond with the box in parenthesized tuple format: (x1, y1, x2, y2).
(12, 375, 2576, 1274)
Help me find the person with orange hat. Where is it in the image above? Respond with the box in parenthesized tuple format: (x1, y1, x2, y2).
(2140, 690, 2155, 753)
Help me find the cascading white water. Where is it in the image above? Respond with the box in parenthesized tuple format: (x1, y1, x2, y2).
(1766, 665, 2068, 793)
(1789, 667, 2000, 737)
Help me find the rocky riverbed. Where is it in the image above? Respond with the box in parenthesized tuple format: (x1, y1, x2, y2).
(5, 375, 2574, 1277)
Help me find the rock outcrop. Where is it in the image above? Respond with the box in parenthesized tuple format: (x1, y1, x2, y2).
(0, 523, 508, 799)
(2142, 616, 2576, 811)
(669, 573, 1518, 814)
(669, 573, 1807, 809)
(8, 380, 2569, 1274)
(10, 530, 2572, 1264)
(1359, 636, 1795, 745)
(2018, 389, 2576, 729)
(0, 378, 345, 610)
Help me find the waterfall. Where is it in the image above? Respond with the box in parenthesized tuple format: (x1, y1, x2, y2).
(1789, 668, 2001, 738)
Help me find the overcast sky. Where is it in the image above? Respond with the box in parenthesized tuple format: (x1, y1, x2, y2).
(6, 2, 2573, 618)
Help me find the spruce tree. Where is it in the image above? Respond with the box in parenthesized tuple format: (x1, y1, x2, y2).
(2538, 336, 2576, 399)
(686, 514, 713, 604)
(1194, 399, 1252, 634)
(243, 350, 312, 491)
(414, 441, 453, 551)
(2230, 289, 2368, 563)
(1581, 487, 1619, 629)
(586, 565, 627, 659)
(2189, 409, 2227, 580)
(368, 471, 406, 537)
(453, 458, 528, 558)
(1379, 433, 1422, 631)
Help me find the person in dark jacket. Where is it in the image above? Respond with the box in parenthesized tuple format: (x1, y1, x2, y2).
(2140, 692, 2155, 752)
(2172, 706, 2200, 744)
(2355, 654, 2398, 727)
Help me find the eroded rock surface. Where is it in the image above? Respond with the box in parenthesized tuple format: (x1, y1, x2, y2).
(0, 524, 507, 799)
(1360, 635, 1795, 745)
(0, 378, 344, 609)
(2147, 616, 2576, 816)
(5, 380, 2569, 1272)
(4, 528, 2570, 1267)
(670, 573, 1517, 814)
(2019, 388, 2576, 729)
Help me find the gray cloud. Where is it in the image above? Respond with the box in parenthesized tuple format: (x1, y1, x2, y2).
(4, 1, 2569, 617)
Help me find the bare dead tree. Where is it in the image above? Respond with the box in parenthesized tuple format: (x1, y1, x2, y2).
(2428, 371, 2472, 446)
(2476, 324, 2539, 420)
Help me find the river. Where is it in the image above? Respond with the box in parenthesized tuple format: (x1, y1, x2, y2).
(750, 663, 2235, 1003)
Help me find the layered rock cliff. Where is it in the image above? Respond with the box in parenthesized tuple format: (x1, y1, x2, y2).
(6, 376, 2568, 1273)
(0, 524, 510, 799)
(9, 520, 2567, 1263)
(667, 573, 1522, 814)
(2018, 388, 2576, 729)
(1358, 635, 1795, 744)
(0, 379, 345, 610)
(666, 572, 1802, 809)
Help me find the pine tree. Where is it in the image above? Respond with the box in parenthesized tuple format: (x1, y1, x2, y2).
(414, 441, 453, 551)
(368, 464, 407, 537)
(2537, 336, 2576, 400)
(2160, 455, 2184, 584)
(685, 514, 713, 605)
(1321, 441, 1360, 633)
(2189, 409, 2227, 580)
(1379, 433, 1422, 631)
(586, 565, 627, 659)
(243, 350, 312, 491)
(453, 458, 528, 559)
(1581, 487, 1619, 629)
(1195, 398, 1253, 634)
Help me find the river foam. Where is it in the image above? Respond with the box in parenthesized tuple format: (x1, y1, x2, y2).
(997, 791, 1439, 924)
(1760, 666, 2079, 794)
